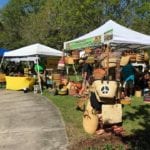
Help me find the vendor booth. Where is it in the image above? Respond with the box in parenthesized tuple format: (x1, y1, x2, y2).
(64, 20, 150, 50)
(64, 20, 150, 81)
(64, 20, 150, 135)
(2, 43, 63, 93)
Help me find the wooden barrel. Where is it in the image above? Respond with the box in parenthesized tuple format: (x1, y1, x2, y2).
(52, 73, 61, 85)
(72, 50, 80, 60)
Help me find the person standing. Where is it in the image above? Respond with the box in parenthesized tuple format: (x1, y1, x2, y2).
(121, 61, 135, 97)
(78, 57, 93, 96)
(34, 62, 46, 90)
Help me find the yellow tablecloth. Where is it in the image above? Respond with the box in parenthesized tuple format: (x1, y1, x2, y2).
(5, 76, 35, 90)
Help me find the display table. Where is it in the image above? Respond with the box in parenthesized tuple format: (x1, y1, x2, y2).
(5, 76, 35, 90)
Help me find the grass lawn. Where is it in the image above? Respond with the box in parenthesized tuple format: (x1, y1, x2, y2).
(44, 92, 91, 142)
(44, 90, 150, 149)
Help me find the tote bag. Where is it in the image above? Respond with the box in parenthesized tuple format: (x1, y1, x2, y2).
(102, 104, 122, 124)
(92, 80, 118, 99)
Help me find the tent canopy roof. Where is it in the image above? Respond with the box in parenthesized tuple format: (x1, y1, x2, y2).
(4, 43, 63, 57)
(64, 20, 150, 50)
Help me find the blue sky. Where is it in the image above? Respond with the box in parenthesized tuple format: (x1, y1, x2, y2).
(0, 0, 9, 8)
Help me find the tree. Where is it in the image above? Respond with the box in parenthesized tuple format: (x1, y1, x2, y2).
(0, 0, 46, 49)
(0, 0, 149, 50)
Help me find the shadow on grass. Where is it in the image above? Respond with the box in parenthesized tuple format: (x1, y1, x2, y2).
(122, 103, 150, 150)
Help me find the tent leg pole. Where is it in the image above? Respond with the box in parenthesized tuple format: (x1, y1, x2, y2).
(0, 56, 4, 69)
(38, 74, 42, 95)
(36, 56, 42, 95)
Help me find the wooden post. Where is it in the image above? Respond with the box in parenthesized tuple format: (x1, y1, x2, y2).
(105, 45, 110, 78)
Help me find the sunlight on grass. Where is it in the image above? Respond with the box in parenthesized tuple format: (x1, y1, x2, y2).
(123, 96, 150, 135)
(44, 90, 150, 148)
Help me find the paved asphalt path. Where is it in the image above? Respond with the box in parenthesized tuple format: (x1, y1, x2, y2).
(0, 90, 68, 150)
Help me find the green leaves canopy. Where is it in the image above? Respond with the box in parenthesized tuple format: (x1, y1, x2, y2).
(0, 0, 149, 50)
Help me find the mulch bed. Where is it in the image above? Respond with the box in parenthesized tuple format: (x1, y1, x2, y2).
(69, 133, 128, 150)
(68, 128, 150, 150)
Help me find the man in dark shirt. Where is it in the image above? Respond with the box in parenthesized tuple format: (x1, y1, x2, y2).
(79, 57, 93, 96)
(121, 61, 135, 97)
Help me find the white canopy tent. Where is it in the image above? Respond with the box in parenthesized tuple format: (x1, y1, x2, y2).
(64, 20, 150, 50)
(4, 43, 62, 57)
(1, 43, 63, 94)
(5, 57, 39, 63)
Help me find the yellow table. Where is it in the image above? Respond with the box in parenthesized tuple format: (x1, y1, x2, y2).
(5, 76, 35, 90)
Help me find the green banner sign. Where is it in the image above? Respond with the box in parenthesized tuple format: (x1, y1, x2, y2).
(65, 35, 101, 50)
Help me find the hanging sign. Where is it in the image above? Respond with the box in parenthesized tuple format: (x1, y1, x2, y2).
(65, 35, 101, 50)
(104, 29, 113, 42)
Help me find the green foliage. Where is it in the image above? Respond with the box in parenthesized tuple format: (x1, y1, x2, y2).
(0, 0, 150, 49)
(123, 97, 150, 134)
